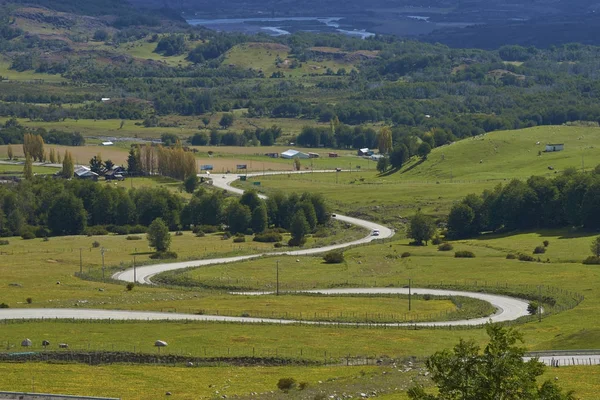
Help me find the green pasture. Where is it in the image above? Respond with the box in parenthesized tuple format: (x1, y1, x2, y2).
(0, 363, 387, 400)
(0, 61, 66, 83)
(0, 163, 58, 175)
(223, 43, 357, 78)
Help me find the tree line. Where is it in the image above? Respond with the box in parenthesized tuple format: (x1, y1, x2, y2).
(447, 166, 600, 239)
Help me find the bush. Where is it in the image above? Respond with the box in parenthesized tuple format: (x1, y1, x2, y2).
(175, 231, 183, 236)
(149, 251, 178, 260)
(107, 225, 129, 235)
(274, 242, 284, 248)
(277, 377, 297, 392)
(20, 228, 36, 240)
(518, 253, 536, 262)
(455, 251, 475, 258)
(401, 252, 411, 258)
(0, 240, 9, 245)
(195, 231, 205, 237)
(26, 297, 32, 304)
(85, 226, 109, 236)
(199, 225, 219, 233)
(438, 243, 454, 251)
(129, 225, 148, 234)
(298, 382, 309, 390)
(506, 253, 517, 259)
(222, 232, 231, 240)
(323, 250, 344, 264)
(533, 246, 546, 254)
(543, 240, 550, 247)
(35, 226, 50, 238)
(254, 231, 283, 243)
(126, 283, 135, 291)
(0, 303, 8, 308)
(92, 241, 101, 248)
(233, 236, 246, 243)
(431, 236, 443, 245)
(423, 294, 432, 301)
(583, 256, 600, 265)
(126, 235, 142, 240)
(288, 237, 306, 247)
(527, 301, 539, 315)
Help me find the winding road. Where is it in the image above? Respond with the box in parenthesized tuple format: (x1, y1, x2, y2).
(0, 170, 534, 328)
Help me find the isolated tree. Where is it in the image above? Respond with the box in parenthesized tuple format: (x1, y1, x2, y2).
(251, 204, 268, 233)
(127, 146, 141, 175)
(219, 113, 234, 129)
(62, 150, 74, 179)
(89, 154, 103, 174)
(376, 157, 390, 173)
(390, 144, 409, 169)
(7, 144, 13, 160)
(408, 324, 575, 400)
(293, 157, 301, 171)
(93, 29, 109, 42)
(184, 174, 198, 193)
(289, 210, 309, 246)
(147, 218, 171, 252)
(47, 193, 87, 235)
(227, 202, 251, 234)
(591, 236, 600, 257)
(407, 211, 436, 245)
(202, 116, 211, 128)
(23, 154, 33, 180)
(417, 142, 431, 159)
(377, 126, 393, 154)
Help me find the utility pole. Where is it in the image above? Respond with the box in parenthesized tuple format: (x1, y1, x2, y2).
(408, 278, 412, 312)
(276, 260, 279, 296)
(101, 248, 105, 281)
(133, 255, 137, 283)
(538, 285, 542, 323)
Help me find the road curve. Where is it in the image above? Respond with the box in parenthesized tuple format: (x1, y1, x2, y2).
(113, 171, 393, 284)
(0, 287, 529, 327)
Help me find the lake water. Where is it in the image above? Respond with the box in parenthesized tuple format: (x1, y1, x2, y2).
(186, 16, 376, 39)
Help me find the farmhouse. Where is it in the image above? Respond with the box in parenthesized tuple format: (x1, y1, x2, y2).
(281, 149, 310, 159)
(105, 166, 126, 181)
(545, 143, 564, 152)
(74, 166, 99, 181)
(308, 152, 320, 158)
(328, 152, 338, 158)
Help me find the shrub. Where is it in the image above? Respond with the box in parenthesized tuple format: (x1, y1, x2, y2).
(233, 236, 246, 243)
(175, 231, 183, 236)
(85, 226, 109, 236)
(455, 251, 475, 258)
(199, 225, 219, 233)
(20, 228, 36, 240)
(195, 231, 205, 237)
(254, 231, 283, 243)
(0, 303, 8, 308)
(323, 250, 344, 264)
(431, 236, 443, 245)
(222, 232, 231, 240)
(149, 251, 178, 260)
(298, 382, 309, 390)
(26, 297, 32, 304)
(92, 241, 101, 248)
(401, 252, 411, 258)
(423, 294, 432, 301)
(583, 256, 600, 265)
(107, 225, 128, 235)
(129, 225, 148, 234)
(533, 246, 546, 254)
(35, 226, 50, 238)
(126, 283, 135, 291)
(0, 240, 9, 245)
(274, 242, 284, 248)
(126, 235, 142, 240)
(527, 301, 539, 315)
(438, 243, 454, 251)
(543, 240, 550, 247)
(518, 253, 536, 262)
(506, 253, 517, 259)
(288, 236, 306, 247)
(313, 228, 329, 238)
(277, 377, 297, 392)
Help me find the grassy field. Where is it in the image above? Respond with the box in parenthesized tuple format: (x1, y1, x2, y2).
(0, 60, 66, 83)
(223, 42, 358, 78)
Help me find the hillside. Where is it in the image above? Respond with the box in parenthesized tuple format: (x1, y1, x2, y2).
(397, 125, 600, 182)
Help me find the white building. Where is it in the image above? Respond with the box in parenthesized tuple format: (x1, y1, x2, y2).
(545, 143, 564, 152)
(281, 149, 310, 159)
